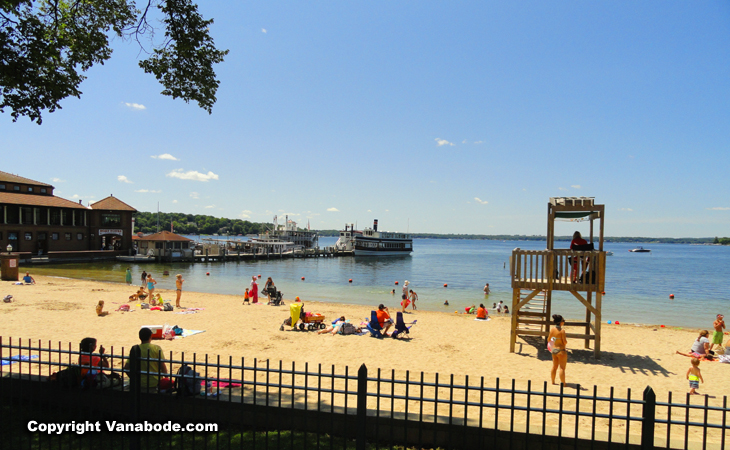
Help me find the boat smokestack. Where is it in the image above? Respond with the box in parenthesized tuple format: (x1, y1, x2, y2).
(373, 219, 378, 232)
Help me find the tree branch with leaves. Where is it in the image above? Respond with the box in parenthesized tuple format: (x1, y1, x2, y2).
(0, 0, 228, 124)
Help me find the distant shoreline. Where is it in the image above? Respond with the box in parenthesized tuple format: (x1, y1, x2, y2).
(315, 232, 720, 245)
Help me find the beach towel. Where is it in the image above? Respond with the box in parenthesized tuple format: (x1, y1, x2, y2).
(174, 329, 205, 339)
(1, 355, 39, 366)
(175, 310, 198, 315)
(210, 381, 242, 388)
(474, 317, 491, 322)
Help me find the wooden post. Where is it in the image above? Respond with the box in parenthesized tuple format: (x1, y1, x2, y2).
(510, 287, 520, 353)
(585, 290, 592, 349)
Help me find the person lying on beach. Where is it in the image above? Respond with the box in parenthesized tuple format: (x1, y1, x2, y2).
(95, 300, 108, 317)
(318, 316, 346, 335)
(23, 272, 36, 284)
(710, 314, 725, 351)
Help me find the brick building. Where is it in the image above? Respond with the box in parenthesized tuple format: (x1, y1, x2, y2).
(0, 171, 136, 259)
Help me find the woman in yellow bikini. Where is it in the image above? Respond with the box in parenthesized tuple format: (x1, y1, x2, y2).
(548, 314, 568, 386)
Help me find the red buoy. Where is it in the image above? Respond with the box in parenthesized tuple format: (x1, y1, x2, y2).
(615, 321, 620, 325)
(669, 294, 675, 299)
(206, 272, 210, 276)
(601, 291, 606, 295)
(443, 283, 448, 287)
(348, 279, 353, 283)
(301, 277, 305, 280)
(395, 281, 399, 285)
(258, 274, 262, 278)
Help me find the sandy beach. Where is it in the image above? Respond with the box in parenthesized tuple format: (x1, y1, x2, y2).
(1, 275, 728, 401)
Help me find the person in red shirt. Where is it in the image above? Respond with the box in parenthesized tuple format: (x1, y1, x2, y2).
(376, 304, 393, 334)
(569, 231, 588, 282)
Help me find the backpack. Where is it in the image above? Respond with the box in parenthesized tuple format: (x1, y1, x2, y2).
(3, 295, 12, 303)
(54, 366, 81, 388)
(174, 365, 202, 397)
(339, 323, 359, 335)
(141, 303, 150, 309)
(163, 302, 173, 311)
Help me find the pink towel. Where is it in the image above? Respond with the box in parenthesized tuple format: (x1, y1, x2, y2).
(210, 381, 242, 388)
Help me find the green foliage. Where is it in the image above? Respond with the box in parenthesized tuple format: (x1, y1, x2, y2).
(719, 238, 730, 246)
(134, 211, 267, 236)
(138, 0, 228, 113)
(0, 0, 228, 124)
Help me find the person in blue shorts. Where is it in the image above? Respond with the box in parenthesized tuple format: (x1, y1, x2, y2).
(23, 272, 35, 284)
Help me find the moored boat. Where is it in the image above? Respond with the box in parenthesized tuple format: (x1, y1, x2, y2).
(629, 247, 650, 253)
(347, 220, 413, 256)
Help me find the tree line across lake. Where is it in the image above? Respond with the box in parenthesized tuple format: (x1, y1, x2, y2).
(134, 212, 727, 244)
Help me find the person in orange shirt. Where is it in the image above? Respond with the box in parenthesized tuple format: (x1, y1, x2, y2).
(376, 304, 393, 334)
(476, 304, 488, 320)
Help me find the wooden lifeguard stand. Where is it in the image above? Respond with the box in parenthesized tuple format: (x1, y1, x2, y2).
(509, 197, 606, 358)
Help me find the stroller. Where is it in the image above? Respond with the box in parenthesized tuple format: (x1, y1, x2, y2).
(266, 286, 284, 306)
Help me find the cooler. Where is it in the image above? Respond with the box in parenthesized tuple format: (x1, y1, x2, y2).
(142, 325, 164, 339)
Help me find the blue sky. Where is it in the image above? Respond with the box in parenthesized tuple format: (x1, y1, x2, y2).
(3, 1, 729, 237)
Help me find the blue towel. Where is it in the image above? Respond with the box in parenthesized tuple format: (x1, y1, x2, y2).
(1, 355, 39, 366)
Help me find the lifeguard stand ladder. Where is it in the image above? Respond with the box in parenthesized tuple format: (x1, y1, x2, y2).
(509, 197, 606, 359)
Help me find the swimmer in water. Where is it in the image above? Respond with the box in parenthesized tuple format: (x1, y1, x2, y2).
(444, 300, 449, 306)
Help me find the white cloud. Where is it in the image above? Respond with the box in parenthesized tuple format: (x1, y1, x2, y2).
(385, 209, 390, 212)
(707, 207, 730, 211)
(134, 189, 162, 193)
(435, 138, 455, 147)
(70, 194, 95, 200)
(204, 205, 215, 209)
(239, 210, 252, 219)
(474, 197, 489, 205)
(172, 200, 178, 204)
(124, 102, 146, 110)
(474, 141, 484, 144)
(51, 177, 65, 183)
(261, 28, 267, 33)
(166, 169, 219, 182)
(619, 208, 634, 212)
(117, 175, 133, 184)
(558, 187, 568, 191)
(367, 209, 372, 213)
(151, 153, 179, 161)
(462, 139, 468, 144)
(190, 192, 200, 199)
(571, 185, 581, 189)
(327, 207, 339, 212)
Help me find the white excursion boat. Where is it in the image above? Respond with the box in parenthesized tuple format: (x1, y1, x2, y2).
(335, 220, 413, 256)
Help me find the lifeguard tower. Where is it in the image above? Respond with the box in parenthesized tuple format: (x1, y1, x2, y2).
(509, 197, 606, 358)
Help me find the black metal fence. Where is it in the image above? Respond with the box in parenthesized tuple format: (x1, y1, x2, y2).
(1, 337, 728, 450)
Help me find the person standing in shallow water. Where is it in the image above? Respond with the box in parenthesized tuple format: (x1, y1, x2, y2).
(125, 268, 132, 285)
(140, 270, 147, 287)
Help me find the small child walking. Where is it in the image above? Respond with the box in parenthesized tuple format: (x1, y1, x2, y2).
(686, 357, 704, 395)
(243, 288, 250, 305)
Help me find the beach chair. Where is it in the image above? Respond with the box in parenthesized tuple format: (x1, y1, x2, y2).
(391, 312, 417, 339)
(365, 311, 383, 338)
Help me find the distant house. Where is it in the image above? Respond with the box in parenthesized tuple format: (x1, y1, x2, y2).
(89, 196, 137, 251)
(135, 231, 194, 261)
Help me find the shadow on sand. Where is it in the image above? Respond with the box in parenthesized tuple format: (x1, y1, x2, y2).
(516, 336, 674, 378)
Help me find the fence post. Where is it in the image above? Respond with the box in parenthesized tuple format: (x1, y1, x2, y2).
(641, 386, 656, 450)
(356, 364, 368, 450)
(129, 345, 141, 450)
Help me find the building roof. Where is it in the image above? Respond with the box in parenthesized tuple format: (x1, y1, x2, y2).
(136, 231, 193, 242)
(90, 196, 136, 212)
(0, 170, 53, 187)
(0, 192, 88, 209)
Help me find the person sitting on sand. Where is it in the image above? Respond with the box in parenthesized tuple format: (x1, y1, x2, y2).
(476, 304, 488, 320)
(376, 304, 393, 334)
(22, 272, 35, 284)
(78, 337, 120, 386)
(95, 300, 108, 316)
(676, 330, 712, 360)
(710, 314, 725, 351)
(686, 357, 704, 395)
(549, 314, 568, 386)
(123, 327, 167, 391)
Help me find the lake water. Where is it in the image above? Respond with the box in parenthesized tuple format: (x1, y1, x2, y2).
(29, 238, 730, 328)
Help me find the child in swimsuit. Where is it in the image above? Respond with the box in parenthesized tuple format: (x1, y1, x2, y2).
(686, 358, 703, 395)
(243, 288, 250, 305)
